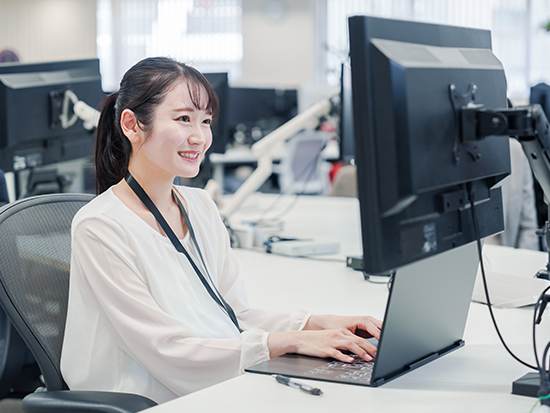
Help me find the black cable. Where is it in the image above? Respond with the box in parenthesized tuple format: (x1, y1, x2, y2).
(467, 182, 537, 370)
(541, 332, 550, 374)
(533, 286, 550, 395)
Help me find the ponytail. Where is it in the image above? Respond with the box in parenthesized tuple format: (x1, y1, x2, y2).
(93, 57, 220, 194)
(94, 92, 132, 194)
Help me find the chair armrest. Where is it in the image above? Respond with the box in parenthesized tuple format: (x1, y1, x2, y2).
(23, 390, 158, 413)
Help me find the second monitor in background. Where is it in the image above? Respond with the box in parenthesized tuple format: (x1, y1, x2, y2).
(226, 87, 297, 146)
(339, 62, 355, 164)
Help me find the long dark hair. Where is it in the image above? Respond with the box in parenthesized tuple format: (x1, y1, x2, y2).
(94, 57, 219, 194)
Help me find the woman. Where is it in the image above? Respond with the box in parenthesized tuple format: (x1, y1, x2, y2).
(61, 57, 381, 404)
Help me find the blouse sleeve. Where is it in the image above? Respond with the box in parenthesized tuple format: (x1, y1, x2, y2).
(197, 190, 312, 338)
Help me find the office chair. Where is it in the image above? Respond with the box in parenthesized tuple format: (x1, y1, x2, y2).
(0, 193, 157, 413)
(0, 168, 43, 401)
(275, 130, 332, 195)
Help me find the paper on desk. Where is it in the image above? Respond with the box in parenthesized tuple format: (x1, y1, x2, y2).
(472, 270, 549, 308)
(471, 244, 550, 308)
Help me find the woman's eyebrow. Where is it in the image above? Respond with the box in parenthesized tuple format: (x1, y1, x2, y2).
(171, 107, 196, 112)
(171, 107, 212, 114)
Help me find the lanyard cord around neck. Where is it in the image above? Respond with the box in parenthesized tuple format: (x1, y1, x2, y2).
(124, 173, 242, 333)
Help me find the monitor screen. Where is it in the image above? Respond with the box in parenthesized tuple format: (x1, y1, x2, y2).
(0, 59, 104, 172)
(348, 16, 510, 274)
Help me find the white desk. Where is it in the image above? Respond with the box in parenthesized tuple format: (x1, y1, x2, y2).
(146, 194, 549, 413)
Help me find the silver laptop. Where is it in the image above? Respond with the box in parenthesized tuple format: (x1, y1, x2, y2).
(246, 241, 480, 387)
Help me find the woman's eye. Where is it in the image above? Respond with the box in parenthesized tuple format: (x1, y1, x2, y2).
(203, 118, 212, 125)
(178, 115, 190, 122)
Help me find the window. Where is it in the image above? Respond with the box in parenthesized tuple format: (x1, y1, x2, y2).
(323, 0, 550, 100)
(97, 0, 243, 92)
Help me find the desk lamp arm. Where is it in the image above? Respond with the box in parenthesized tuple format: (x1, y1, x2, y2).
(219, 93, 338, 219)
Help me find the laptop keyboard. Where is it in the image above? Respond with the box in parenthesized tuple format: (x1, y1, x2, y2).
(302, 354, 374, 383)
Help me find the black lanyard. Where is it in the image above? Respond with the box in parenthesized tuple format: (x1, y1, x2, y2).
(125, 173, 242, 333)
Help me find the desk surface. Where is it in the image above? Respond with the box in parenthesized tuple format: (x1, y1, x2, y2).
(146, 194, 548, 412)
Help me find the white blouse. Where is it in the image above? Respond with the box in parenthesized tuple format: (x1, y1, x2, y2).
(60, 186, 310, 404)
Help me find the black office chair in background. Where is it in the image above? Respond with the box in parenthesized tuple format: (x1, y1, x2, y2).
(0, 168, 44, 404)
(0, 193, 157, 413)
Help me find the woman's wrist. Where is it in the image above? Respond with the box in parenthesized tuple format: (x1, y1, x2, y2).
(267, 331, 298, 359)
(303, 314, 329, 330)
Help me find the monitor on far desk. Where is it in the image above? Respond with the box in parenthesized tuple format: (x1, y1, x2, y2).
(0, 59, 104, 196)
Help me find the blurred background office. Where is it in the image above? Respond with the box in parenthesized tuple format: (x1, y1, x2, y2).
(1, 0, 550, 234)
(0, 1, 549, 222)
(2, 1, 550, 411)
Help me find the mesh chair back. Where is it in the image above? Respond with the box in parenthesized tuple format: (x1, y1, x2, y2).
(0, 193, 94, 391)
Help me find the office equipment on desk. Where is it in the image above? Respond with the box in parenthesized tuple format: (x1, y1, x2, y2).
(247, 241, 480, 387)
(0, 59, 104, 196)
(345, 14, 550, 405)
(349, 15, 507, 275)
(268, 239, 340, 256)
(0, 194, 156, 413)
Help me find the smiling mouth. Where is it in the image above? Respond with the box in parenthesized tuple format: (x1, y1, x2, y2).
(178, 152, 199, 160)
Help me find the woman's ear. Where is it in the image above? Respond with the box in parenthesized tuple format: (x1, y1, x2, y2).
(120, 109, 142, 143)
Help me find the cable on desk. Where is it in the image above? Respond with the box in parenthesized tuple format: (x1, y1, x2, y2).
(363, 272, 394, 291)
(223, 216, 241, 248)
(467, 183, 537, 371)
(532, 286, 550, 406)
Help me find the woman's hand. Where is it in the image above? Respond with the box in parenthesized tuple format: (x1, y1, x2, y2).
(304, 314, 382, 340)
(267, 328, 377, 363)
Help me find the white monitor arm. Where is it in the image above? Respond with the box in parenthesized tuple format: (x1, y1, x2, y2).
(59, 89, 101, 131)
(216, 92, 338, 219)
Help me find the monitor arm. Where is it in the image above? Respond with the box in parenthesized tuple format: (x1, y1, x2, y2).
(217, 92, 339, 219)
(59, 90, 100, 131)
(460, 103, 550, 204)
(456, 87, 550, 274)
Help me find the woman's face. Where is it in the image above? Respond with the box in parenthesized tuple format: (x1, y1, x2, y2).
(135, 80, 213, 179)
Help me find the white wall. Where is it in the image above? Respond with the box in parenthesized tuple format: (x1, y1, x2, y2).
(241, 0, 316, 88)
(0, 0, 97, 63)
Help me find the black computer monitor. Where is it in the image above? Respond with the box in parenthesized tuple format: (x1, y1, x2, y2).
(348, 16, 510, 275)
(226, 87, 298, 144)
(0, 59, 104, 173)
(339, 62, 355, 163)
(203, 72, 229, 154)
